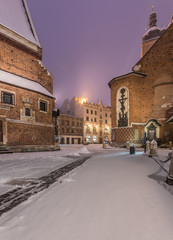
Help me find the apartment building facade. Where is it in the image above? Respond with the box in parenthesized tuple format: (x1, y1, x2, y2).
(60, 97, 111, 144)
(58, 114, 83, 144)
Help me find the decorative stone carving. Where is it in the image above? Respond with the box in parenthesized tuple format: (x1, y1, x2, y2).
(118, 88, 128, 127)
(20, 98, 35, 122)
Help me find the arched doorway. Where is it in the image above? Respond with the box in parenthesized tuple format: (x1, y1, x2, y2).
(147, 123, 156, 141)
(93, 136, 97, 143)
(144, 119, 161, 141)
(86, 135, 91, 143)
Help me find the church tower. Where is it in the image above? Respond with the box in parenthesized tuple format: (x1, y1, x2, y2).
(141, 7, 166, 57)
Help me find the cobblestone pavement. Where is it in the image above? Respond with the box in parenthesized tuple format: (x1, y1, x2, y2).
(0, 154, 92, 217)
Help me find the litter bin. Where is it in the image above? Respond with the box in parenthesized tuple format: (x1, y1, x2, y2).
(130, 145, 135, 154)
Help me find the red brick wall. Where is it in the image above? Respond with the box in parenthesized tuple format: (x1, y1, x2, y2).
(110, 23, 173, 144)
(0, 83, 54, 124)
(0, 32, 55, 146)
(7, 122, 54, 146)
(111, 75, 145, 128)
(0, 35, 53, 93)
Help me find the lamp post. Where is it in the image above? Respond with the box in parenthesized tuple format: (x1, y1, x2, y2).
(52, 109, 60, 144)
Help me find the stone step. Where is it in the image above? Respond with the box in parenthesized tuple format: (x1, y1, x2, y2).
(0, 150, 13, 154)
(0, 146, 13, 154)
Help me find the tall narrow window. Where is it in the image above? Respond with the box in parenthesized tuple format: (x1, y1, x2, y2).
(25, 108, 31, 116)
(117, 87, 129, 127)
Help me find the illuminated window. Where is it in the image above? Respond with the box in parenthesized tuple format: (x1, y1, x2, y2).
(93, 126, 97, 133)
(104, 127, 108, 133)
(86, 126, 90, 133)
(1, 91, 15, 105)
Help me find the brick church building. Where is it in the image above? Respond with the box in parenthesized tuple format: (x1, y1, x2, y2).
(0, 0, 57, 151)
(109, 10, 173, 145)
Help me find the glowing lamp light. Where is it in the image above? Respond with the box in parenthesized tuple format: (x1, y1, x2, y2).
(81, 98, 87, 104)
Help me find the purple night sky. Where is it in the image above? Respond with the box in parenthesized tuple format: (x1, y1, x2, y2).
(27, 0, 173, 107)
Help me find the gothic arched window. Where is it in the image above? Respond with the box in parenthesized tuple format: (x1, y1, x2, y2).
(117, 87, 129, 127)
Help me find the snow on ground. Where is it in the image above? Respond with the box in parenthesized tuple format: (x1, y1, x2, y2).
(0, 148, 173, 240)
(0, 145, 93, 195)
(0, 144, 171, 195)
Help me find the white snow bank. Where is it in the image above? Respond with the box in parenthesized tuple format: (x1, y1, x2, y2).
(69, 146, 90, 156)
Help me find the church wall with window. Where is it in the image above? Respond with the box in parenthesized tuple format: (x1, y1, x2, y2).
(0, 0, 56, 150)
(109, 12, 173, 145)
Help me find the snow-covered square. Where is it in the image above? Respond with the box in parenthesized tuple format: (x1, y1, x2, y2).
(0, 145, 173, 240)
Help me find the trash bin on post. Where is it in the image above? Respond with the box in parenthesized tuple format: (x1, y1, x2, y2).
(130, 144, 135, 154)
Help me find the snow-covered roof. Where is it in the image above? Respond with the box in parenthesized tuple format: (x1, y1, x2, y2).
(0, 0, 41, 47)
(165, 116, 173, 124)
(108, 72, 146, 88)
(0, 69, 54, 98)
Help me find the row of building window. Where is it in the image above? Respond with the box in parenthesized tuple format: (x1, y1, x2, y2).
(0, 90, 48, 115)
(86, 126, 109, 134)
(61, 128, 82, 134)
(86, 109, 111, 118)
(86, 116, 108, 123)
(61, 120, 82, 127)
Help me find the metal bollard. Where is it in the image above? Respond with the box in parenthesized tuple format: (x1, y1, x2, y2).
(166, 150, 173, 185)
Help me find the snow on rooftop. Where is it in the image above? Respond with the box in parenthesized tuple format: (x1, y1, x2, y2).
(0, 69, 54, 98)
(0, 0, 41, 46)
(143, 26, 161, 36)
